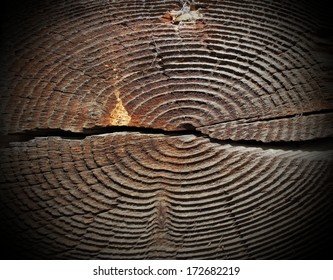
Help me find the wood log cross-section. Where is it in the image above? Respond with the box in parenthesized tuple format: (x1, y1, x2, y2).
(0, 0, 332, 259)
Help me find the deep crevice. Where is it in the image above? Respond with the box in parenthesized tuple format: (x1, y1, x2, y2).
(0, 126, 202, 147)
(1, 125, 333, 152)
(208, 136, 333, 152)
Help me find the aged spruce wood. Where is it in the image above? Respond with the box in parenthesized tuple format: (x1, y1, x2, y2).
(1, 134, 333, 259)
(199, 112, 333, 142)
(1, 0, 333, 259)
(1, 0, 333, 136)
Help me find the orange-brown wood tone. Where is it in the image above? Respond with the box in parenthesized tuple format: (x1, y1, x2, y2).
(1, 0, 332, 259)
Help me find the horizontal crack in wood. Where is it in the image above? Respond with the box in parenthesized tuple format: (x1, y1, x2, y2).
(1, 125, 332, 153)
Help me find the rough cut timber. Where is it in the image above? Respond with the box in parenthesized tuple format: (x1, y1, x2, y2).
(1, 0, 333, 139)
(0, 0, 333, 259)
(1, 134, 333, 259)
(199, 112, 333, 142)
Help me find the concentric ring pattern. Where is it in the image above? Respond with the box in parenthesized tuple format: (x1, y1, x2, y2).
(0, 134, 332, 259)
(1, 0, 333, 260)
(199, 112, 333, 142)
(1, 0, 332, 137)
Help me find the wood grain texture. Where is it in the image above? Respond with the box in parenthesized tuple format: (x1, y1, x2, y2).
(1, 0, 332, 141)
(1, 134, 332, 259)
(1, 0, 333, 260)
(199, 112, 333, 142)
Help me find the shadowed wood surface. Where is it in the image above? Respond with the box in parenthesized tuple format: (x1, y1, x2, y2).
(1, 0, 333, 259)
(1, 134, 333, 259)
(1, 0, 332, 140)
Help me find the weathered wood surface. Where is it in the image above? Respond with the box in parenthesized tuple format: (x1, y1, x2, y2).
(1, 134, 333, 259)
(1, 0, 332, 138)
(199, 113, 333, 142)
(1, 0, 333, 259)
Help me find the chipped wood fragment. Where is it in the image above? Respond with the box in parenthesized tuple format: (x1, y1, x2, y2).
(108, 90, 131, 126)
(160, 1, 203, 24)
